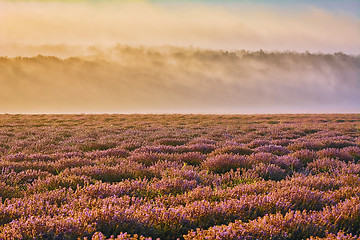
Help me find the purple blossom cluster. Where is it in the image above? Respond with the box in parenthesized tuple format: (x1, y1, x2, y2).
(0, 114, 359, 239)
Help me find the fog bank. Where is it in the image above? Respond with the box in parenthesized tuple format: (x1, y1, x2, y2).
(0, 46, 359, 113)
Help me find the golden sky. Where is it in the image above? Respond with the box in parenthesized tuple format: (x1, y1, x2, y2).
(1, 0, 360, 54)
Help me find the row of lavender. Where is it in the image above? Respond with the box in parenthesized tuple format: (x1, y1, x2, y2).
(0, 114, 359, 239)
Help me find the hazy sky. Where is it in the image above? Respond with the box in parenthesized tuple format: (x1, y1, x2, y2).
(0, 0, 359, 113)
(1, 0, 360, 54)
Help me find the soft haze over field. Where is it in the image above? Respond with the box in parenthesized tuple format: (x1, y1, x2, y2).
(0, 0, 359, 113)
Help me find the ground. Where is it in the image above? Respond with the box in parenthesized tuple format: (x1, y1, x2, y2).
(0, 114, 359, 239)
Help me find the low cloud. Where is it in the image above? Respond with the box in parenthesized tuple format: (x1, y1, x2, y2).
(0, 46, 359, 113)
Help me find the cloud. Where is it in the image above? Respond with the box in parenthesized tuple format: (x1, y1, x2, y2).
(0, 46, 359, 113)
(0, 0, 359, 54)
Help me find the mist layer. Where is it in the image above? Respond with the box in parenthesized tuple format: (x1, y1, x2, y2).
(1, 46, 359, 113)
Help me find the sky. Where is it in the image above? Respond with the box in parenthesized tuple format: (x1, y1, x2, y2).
(1, 0, 360, 54)
(0, 0, 359, 113)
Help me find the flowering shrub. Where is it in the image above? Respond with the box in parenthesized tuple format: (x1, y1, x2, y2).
(86, 149, 129, 160)
(252, 163, 287, 181)
(341, 146, 360, 162)
(90, 232, 155, 240)
(317, 148, 353, 162)
(0, 114, 359, 239)
(292, 149, 317, 165)
(202, 154, 250, 173)
(308, 231, 359, 240)
(255, 144, 290, 156)
(212, 145, 253, 156)
(176, 152, 206, 165)
(156, 138, 187, 146)
(307, 158, 346, 174)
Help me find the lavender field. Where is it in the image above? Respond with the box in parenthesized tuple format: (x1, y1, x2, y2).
(0, 114, 359, 239)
